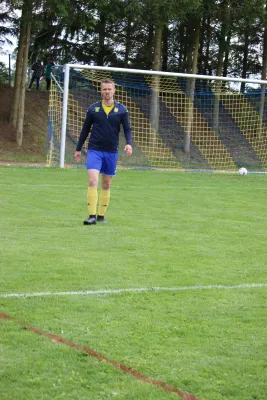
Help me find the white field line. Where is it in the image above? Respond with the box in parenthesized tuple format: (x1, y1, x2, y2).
(1, 283, 267, 299)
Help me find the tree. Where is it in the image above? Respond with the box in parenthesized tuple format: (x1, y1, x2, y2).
(259, 0, 267, 126)
(9, 0, 91, 146)
(212, 0, 231, 133)
(144, 0, 202, 148)
(184, 14, 201, 152)
(10, 0, 34, 147)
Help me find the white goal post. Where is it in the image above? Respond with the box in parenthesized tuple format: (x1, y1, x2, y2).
(47, 64, 267, 172)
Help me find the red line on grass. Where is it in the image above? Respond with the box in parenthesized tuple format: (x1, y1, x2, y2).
(1, 312, 200, 400)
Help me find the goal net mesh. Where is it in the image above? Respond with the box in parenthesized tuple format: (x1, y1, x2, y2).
(47, 66, 267, 172)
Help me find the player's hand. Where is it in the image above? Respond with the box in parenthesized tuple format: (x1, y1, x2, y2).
(74, 151, 81, 162)
(124, 145, 132, 156)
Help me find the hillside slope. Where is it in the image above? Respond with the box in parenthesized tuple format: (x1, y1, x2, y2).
(0, 85, 49, 162)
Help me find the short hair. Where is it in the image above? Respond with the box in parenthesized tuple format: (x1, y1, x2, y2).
(101, 79, 115, 88)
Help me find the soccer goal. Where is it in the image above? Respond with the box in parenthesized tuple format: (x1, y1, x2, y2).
(47, 65, 267, 172)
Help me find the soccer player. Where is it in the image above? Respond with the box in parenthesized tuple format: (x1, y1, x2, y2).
(74, 79, 133, 225)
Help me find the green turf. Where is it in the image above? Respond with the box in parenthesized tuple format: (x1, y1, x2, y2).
(1, 167, 267, 400)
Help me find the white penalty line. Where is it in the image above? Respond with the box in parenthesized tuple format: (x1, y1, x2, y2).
(1, 283, 267, 299)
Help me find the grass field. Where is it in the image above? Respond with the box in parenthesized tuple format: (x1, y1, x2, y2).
(1, 166, 267, 400)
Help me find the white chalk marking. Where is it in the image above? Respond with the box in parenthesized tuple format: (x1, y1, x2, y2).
(0, 283, 266, 299)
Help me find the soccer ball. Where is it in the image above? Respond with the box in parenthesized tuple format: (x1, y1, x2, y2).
(239, 167, 248, 175)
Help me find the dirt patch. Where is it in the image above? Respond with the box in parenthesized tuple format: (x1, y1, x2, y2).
(0, 85, 49, 162)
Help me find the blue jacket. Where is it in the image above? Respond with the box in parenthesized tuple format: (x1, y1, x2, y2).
(76, 100, 132, 153)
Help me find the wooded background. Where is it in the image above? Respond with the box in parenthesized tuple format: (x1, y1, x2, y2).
(1, 0, 267, 145)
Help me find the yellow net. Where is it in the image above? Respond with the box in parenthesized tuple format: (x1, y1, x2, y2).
(47, 67, 267, 171)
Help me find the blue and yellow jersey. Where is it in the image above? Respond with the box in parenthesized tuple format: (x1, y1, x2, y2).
(76, 100, 132, 153)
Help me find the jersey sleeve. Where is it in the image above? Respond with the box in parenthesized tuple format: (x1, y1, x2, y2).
(121, 107, 132, 146)
(76, 109, 93, 151)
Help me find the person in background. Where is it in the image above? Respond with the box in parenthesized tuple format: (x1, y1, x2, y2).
(44, 57, 55, 91)
(28, 59, 44, 90)
(74, 79, 133, 225)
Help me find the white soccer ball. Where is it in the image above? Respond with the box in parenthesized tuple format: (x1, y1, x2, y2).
(239, 167, 248, 176)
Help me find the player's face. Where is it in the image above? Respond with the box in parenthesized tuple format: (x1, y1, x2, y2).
(101, 83, 115, 102)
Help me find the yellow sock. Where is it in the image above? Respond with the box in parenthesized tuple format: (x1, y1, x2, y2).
(98, 189, 110, 216)
(87, 187, 98, 216)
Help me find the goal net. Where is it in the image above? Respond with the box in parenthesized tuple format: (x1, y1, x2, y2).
(47, 65, 267, 172)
